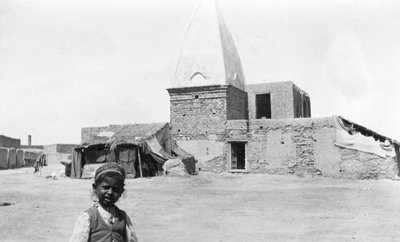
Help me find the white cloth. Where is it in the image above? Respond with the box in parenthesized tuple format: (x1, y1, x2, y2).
(69, 204, 138, 242)
(334, 116, 395, 158)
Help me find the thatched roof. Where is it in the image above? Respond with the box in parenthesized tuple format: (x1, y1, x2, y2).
(77, 122, 169, 149)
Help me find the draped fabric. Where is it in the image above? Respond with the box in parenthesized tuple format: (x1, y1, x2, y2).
(71, 123, 196, 178)
(71, 150, 82, 178)
(334, 116, 396, 158)
(117, 147, 136, 175)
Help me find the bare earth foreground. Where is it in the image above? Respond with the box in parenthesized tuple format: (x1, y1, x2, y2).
(1, 164, 400, 242)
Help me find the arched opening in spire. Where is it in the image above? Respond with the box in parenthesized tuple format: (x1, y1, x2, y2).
(190, 72, 207, 82)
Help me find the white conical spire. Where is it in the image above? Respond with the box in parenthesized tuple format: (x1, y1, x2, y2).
(173, 0, 245, 90)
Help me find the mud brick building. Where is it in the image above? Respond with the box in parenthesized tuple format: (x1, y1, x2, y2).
(166, 0, 400, 179)
(0, 135, 20, 148)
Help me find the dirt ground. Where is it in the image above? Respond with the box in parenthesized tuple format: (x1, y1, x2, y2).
(1, 164, 400, 242)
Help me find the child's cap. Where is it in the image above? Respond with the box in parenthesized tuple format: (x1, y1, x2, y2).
(94, 162, 126, 183)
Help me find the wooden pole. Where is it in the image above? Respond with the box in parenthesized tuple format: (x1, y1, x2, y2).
(137, 147, 143, 178)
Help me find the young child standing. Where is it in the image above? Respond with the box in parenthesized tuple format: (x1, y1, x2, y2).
(70, 163, 138, 242)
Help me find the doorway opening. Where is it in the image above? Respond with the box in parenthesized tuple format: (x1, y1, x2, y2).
(230, 142, 246, 170)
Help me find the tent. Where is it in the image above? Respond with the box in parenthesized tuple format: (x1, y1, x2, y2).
(70, 123, 196, 179)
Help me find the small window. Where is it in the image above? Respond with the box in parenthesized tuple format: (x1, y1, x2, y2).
(256, 94, 271, 119)
(194, 95, 199, 99)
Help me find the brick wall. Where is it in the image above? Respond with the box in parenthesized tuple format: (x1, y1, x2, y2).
(0, 135, 21, 148)
(168, 85, 232, 140)
(226, 85, 248, 120)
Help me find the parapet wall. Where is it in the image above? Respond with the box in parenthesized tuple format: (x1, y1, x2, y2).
(44, 144, 77, 154)
(0, 135, 21, 148)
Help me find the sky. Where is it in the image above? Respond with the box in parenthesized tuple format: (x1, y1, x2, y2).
(0, 0, 399, 145)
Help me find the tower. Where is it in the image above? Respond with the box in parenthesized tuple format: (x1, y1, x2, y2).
(168, 0, 248, 142)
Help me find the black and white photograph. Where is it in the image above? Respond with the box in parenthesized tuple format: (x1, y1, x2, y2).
(1, 0, 400, 241)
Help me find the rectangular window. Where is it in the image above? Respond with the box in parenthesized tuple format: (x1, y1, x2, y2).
(230, 142, 246, 170)
(256, 94, 271, 119)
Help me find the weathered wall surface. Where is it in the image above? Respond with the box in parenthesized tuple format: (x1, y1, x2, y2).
(44, 144, 76, 154)
(176, 140, 225, 172)
(0, 135, 21, 148)
(19, 145, 44, 150)
(217, 117, 398, 179)
(0, 147, 8, 169)
(339, 149, 397, 179)
(169, 85, 248, 172)
(244, 118, 333, 175)
(293, 84, 311, 118)
(81, 126, 108, 143)
(313, 127, 341, 176)
(16, 149, 24, 168)
(47, 153, 72, 165)
(7, 148, 17, 169)
(168, 85, 229, 139)
(246, 82, 294, 119)
(226, 86, 248, 120)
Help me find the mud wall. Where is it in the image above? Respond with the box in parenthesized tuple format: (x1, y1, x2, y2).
(81, 126, 108, 143)
(221, 117, 397, 179)
(224, 118, 337, 175)
(246, 82, 294, 119)
(292, 84, 311, 118)
(0, 135, 20, 148)
(339, 149, 397, 179)
(44, 144, 76, 154)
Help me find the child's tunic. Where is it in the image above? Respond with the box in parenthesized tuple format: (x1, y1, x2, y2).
(70, 204, 138, 242)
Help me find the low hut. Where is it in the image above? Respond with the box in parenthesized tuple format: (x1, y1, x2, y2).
(71, 123, 196, 178)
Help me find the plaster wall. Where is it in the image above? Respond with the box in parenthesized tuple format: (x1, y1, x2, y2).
(293, 84, 311, 118)
(176, 140, 225, 172)
(0, 147, 8, 169)
(44, 144, 76, 154)
(339, 149, 397, 179)
(19, 145, 44, 150)
(47, 153, 72, 165)
(7, 148, 16, 169)
(243, 118, 332, 175)
(220, 117, 398, 178)
(246, 82, 294, 119)
(313, 128, 341, 176)
(16, 149, 24, 168)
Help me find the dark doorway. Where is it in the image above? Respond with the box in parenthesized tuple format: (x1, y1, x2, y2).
(256, 94, 271, 119)
(231, 142, 246, 170)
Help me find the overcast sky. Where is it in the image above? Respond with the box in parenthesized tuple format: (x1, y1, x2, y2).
(1, 0, 399, 145)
